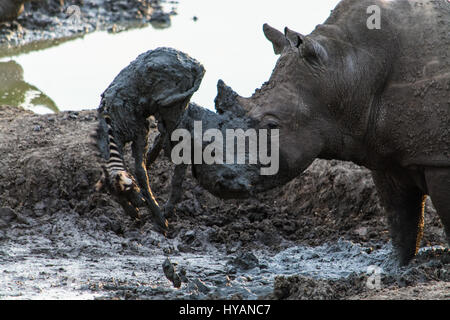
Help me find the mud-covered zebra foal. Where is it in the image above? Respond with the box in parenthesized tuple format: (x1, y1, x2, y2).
(93, 47, 205, 233)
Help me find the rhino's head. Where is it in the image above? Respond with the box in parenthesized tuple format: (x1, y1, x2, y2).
(163, 26, 376, 199)
(206, 24, 345, 195)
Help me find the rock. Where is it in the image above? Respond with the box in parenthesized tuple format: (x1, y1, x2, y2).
(0, 207, 17, 224)
(162, 257, 181, 288)
(34, 201, 46, 210)
(355, 227, 368, 237)
(179, 267, 189, 283)
(34, 201, 46, 217)
(192, 278, 210, 294)
(230, 251, 259, 271)
(181, 230, 196, 244)
(186, 281, 198, 294)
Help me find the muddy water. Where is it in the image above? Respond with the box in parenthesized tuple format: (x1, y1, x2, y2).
(0, 198, 404, 300)
(0, 0, 340, 114)
(0, 105, 447, 299)
(2, 215, 442, 301)
(0, 220, 394, 300)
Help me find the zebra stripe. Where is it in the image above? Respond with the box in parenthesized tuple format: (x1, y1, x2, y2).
(102, 114, 132, 189)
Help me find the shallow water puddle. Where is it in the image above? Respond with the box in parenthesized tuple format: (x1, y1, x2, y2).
(0, 0, 340, 114)
(0, 237, 395, 299)
(258, 240, 392, 280)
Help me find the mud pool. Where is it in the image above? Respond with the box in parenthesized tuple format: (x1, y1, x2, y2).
(0, 217, 446, 300)
(0, 107, 448, 300)
(0, 235, 395, 300)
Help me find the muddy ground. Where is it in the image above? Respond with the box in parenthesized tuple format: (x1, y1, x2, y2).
(0, 0, 175, 57)
(0, 105, 448, 300)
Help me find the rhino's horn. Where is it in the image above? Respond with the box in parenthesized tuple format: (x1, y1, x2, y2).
(214, 79, 247, 116)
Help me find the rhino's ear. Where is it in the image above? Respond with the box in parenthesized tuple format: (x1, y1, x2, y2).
(263, 23, 289, 55)
(284, 27, 328, 64)
(284, 27, 304, 48)
(301, 37, 328, 65)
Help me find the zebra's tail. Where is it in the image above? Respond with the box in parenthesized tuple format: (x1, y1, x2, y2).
(94, 113, 136, 193)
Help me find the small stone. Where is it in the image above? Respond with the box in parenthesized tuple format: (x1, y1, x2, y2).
(354, 226, 368, 237)
(182, 230, 196, 244)
(0, 207, 17, 223)
(230, 251, 259, 270)
(179, 267, 189, 283)
(186, 281, 198, 293)
(192, 278, 210, 294)
(162, 258, 182, 288)
(34, 201, 46, 217)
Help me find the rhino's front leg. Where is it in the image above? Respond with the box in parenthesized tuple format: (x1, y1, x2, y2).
(371, 170, 426, 266)
(146, 134, 187, 217)
(163, 163, 187, 217)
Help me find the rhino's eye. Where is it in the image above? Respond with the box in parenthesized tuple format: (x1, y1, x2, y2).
(261, 115, 280, 130)
(267, 121, 279, 130)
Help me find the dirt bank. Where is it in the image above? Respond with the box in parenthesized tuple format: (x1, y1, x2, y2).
(0, 0, 175, 57)
(0, 105, 448, 299)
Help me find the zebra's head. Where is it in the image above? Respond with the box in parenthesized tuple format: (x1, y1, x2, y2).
(112, 170, 134, 192)
(95, 166, 139, 194)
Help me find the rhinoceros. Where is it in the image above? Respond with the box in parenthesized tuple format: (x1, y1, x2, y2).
(211, 0, 449, 266)
(179, 0, 449, 266)
(100, 0, 449, 266)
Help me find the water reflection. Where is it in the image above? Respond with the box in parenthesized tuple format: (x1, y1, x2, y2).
(0, 35, 83, 60)
(0, 60, 58, 113)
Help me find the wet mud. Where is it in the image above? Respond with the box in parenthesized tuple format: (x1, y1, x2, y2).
(0, 105, 448, 299)
(0, 0, 175, 57)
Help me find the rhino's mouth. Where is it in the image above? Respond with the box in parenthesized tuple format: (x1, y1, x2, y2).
(212, 179, 251, 199)
(192, 162, 254, 199)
